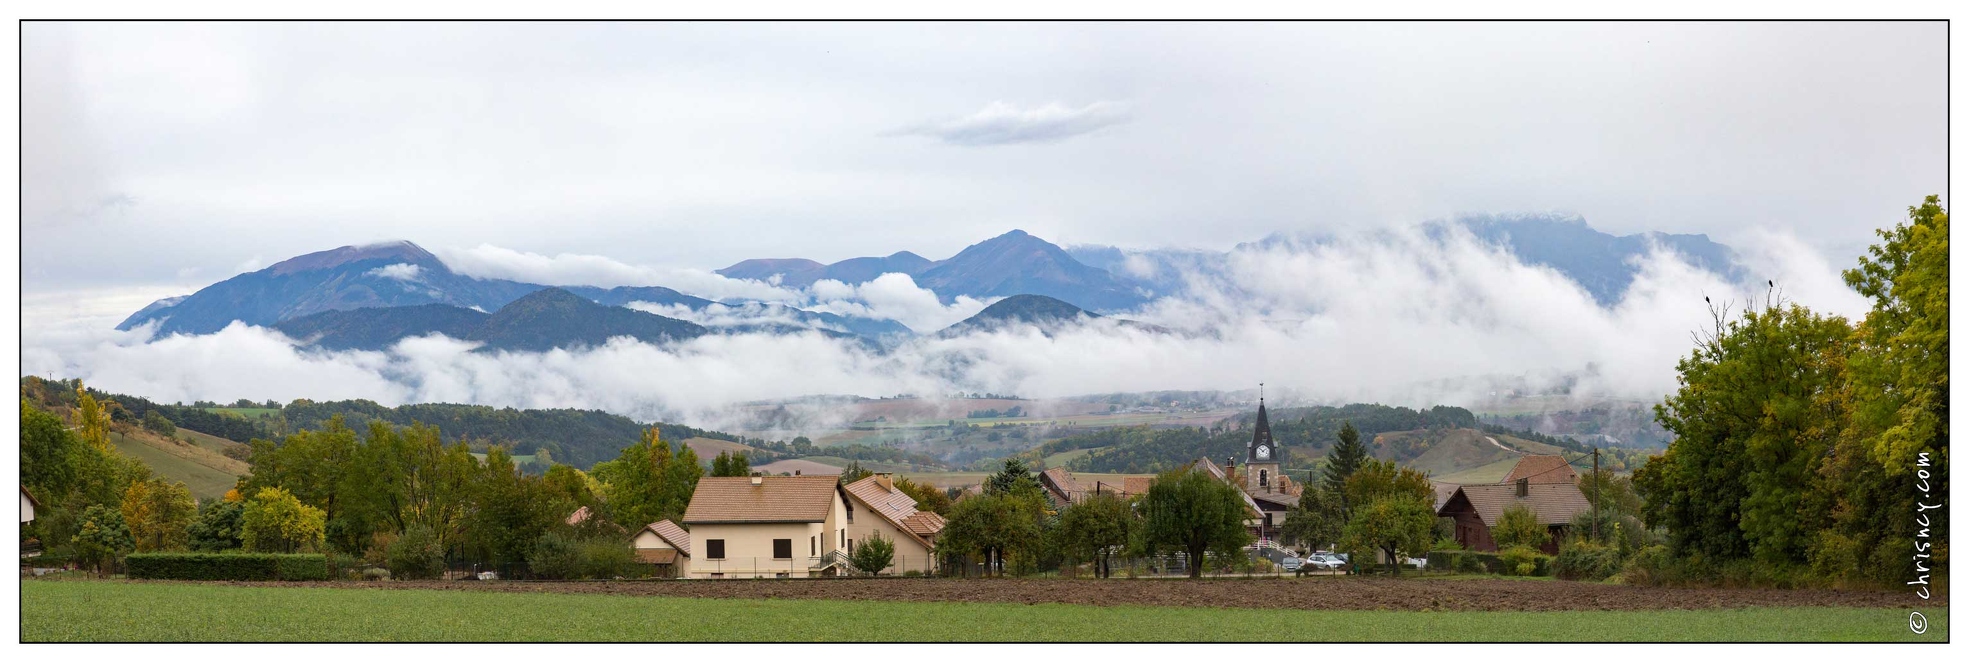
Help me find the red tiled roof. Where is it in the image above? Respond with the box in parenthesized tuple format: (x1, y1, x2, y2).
(565, 505, 592, 526)
(842, 475, 944, 545)
(1122, 477, 1153, 496)
(901, 511, 946, 537)
(682, 475, 842, 524)
(1505, 455, 1579, 485)
(642, 519, 691, 557)
(634, 548, 679, 565)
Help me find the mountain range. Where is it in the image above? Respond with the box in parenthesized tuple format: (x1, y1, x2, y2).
(118, 216, 1751, 353)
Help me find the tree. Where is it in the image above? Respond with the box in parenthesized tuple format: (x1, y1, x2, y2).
(187, 499, 245, 551)
(1636, 300, 1853, 568)
(142, 410, 177, 437)
(839, 461, 873, 484)
(1280, 480, 1344, 551)
(387, 524, 444, 580)
(461, 447, 558, 573)
(1322, 421, 1367, 501)
(894, 476, 953, 516)
(1139, 467, 1254, 578)
(21, 397, 81, 504)
(72, 504, 134, 575)
(985, 458, 1041, 496)
(1055, 491, 1135, 577)
(241, 487, 327, 553)
(120, 478, 196, 552)
(1338, 495, 1436, 576)
(1492, 503, 1547, 550)
(1814, 195, 1950, 584)
(850, 531, 897, 575)
(527, 531, 583, 580)
(711, 450, 751, 477)
(74, 383, 112, 451)
(938, 492, 1046, 576)
(1335, 458, 1437, 575)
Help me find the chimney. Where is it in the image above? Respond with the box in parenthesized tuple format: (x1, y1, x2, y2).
(875, 473, 894, 491)
(751, 476, 764, 486)
(1515, 478, 1528, 497)
(1226, 456, 1236, 475)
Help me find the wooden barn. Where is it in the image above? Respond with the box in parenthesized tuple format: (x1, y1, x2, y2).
(1437, 478, 1592, 554)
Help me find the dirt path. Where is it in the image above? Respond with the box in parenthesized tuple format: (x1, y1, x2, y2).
(183, 577, 1939, 612)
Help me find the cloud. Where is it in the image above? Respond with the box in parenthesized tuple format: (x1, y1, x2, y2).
(366, 263, 425, 281)
(21, 225, 1874, 441)
(804, 273, 990, 333)
(893, 101, 1132, 147)
(432, 244, 805, 303)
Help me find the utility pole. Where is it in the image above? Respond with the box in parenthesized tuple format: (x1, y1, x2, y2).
(1591, 447, 1601, 542)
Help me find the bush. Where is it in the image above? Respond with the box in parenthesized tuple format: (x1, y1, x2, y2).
(1427, 550, 1505, 574)
(362, 567, 391, 581)
(325, 551, 365, 580)
(579, 538, 637, 579)
(126, 552, 330, 580)
(386, 525, 443, 580)
(1498, 546, 1552, 577)
(527, 532, 582, 580)
(1554, 540, 1624, 581)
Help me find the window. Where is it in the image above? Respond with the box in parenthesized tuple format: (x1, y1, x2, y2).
(773, 539, 793, 560)
(706, 539, 726, 560)
(848, 538, 855, 554)
(710, 573, 724, 579)
(775, 572, 790, 579)
(1259, 470, 1269, 487)
(840, 530, 845, 548)
(811, 536, 816, 557)
(846, 501, 855, 524)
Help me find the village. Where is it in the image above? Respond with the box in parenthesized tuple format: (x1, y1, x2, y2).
(591, 400, 1594, 580)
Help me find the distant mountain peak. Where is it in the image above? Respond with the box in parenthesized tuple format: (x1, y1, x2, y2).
(266, 240, 442, 276)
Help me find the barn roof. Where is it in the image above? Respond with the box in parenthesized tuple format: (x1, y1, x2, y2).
(634, 548, 679, 565)
(683, 475, 843, 524)
(1504, 455, 1580, 485)
(1440, 482, 1593, 527)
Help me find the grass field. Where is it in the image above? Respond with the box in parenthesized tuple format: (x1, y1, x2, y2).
(19, 581, 1945, 642)
(1042, 447, 1099, 468)
(108, 431, 246, 500)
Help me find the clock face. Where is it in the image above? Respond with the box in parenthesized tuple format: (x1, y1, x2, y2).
(1255, 445, 1271, 460)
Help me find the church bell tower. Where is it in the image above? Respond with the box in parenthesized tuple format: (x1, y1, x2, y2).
(1246, 384, 1281, 492)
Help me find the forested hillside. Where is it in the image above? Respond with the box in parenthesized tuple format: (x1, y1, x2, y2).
(1033, 403, 1481, 474)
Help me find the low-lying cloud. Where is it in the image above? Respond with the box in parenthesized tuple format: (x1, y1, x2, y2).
(21, 226, 1874, 437)
(893, 101, 1132, 147)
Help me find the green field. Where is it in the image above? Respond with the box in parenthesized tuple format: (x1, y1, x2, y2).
(19, 581, 1945, 642)
(108, 432, 244, 500)
(1042, 447, 1099, 468)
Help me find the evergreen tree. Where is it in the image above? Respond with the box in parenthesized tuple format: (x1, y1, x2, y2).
(1322, 421, 1367, 506)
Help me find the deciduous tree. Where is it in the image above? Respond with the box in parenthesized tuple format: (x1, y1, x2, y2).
(120, 478, 196, 552)
(1139, 466, 1253, 578)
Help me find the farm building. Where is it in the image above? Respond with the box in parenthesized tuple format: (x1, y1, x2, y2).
(631, 519, 692, 578)
(841, 474, 947, 574)
(1039, 467, 1137, 507)
(681, 475, 853, 578)
(1436, 478, 1593, 554)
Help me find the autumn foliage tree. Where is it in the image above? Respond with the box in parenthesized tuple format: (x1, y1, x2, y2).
(1139, 466, 1254, 578)
(242, 487, 327, 553)
(120, 478, 196, 552)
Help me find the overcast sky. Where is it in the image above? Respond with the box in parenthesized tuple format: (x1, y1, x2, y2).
(21, 21, 1946, 295)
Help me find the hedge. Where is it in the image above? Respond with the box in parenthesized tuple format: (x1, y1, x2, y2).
(125, 553, 331, 581)
(1425, 550, 1504, 574)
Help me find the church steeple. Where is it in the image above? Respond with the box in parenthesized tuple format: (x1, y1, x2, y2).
(1248, 386, 1275, 465)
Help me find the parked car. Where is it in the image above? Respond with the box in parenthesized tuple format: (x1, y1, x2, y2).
(1303, 553, 1345, 571)
(1279, 557, 1305, 573)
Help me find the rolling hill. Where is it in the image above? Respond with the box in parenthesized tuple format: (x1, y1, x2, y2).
(937, 294, 1169, 337)
(272, 287, 710, 352)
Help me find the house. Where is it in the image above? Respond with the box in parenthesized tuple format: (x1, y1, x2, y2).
(1436, 478, 1593, 554)
(20, 486, 38, 525)
(631, 519, 691, 578)
(841, 474, 947, 574)
(680, 475, 851, 578)
(1039, 467, 1137, 507)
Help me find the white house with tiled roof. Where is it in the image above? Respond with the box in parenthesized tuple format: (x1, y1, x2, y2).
(841, 474, 947, 575)
(680, 475, 851, 578)
(631, 519, 692, 577)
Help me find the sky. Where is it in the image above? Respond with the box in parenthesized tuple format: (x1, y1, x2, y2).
(14, 21, 1946, 427)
